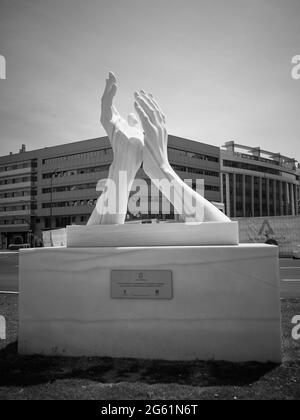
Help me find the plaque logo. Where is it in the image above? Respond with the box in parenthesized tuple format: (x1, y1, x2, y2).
(137, 272, 147, 282)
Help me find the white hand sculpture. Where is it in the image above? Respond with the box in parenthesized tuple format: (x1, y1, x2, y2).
(100, 72, 144, 175)
(87, 73, 144, 225)
(134, 91, 230, 222)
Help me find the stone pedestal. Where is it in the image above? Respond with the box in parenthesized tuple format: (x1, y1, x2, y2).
(66, 222, 239, 248)
(19, 244, 282, 362)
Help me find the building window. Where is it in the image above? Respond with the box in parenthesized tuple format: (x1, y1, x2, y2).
(44, 218, 51, 229)
(205, 185, 220, 192)
(254, 177, 260, 217)
(245, 176, 252, 217)
(236, 174, 243, 217)
(262, 179, 268, 216)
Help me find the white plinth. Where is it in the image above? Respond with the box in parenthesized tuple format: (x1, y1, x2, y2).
(18, 244, 282, 363)
(67, 222, 239, 248)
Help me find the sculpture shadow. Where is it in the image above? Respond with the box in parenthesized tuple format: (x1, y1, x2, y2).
(0, 342, 278, 388)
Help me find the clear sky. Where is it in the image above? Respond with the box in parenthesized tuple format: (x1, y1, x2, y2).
(0, 0, 299, 159)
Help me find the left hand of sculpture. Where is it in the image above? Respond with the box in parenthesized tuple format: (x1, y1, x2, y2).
(88, 73, 144, 225)
(101, 72, 144, 176)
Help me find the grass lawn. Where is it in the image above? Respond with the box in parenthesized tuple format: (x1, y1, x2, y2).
(0, 294, 299, 400)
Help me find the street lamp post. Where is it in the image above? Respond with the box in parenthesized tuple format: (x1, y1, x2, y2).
(27, 205, 33, 248)
(50, 170, 62, 246)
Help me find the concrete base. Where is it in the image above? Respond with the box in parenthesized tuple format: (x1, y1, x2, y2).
(67, 222, 239, 248)
(19, 244, 282, 363)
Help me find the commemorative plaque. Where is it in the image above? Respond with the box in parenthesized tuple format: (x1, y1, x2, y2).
(111, 270, 173, 300)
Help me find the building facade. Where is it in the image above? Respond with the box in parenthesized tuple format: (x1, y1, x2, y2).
(0, 136, 222, 248)
(221, 142, 300, 218)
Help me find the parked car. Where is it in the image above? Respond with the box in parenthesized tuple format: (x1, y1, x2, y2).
(8, 243, 30, 251)
(293, 245, 300, 259)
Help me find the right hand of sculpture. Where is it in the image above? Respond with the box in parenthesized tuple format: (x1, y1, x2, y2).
(134, 91, 230, 223)
(134, 91, 171, 179)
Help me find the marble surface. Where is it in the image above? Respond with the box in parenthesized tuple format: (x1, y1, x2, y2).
(0, 316, 5, 340)
(19, 244, 281, 362)
(67, 222, 239, 248)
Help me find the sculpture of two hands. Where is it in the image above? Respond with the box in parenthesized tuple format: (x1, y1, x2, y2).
(87, 72, 230, 225)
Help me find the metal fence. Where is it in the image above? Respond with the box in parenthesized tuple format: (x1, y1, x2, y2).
(236, 215, 300, 257)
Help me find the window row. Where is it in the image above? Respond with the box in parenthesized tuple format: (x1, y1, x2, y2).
(42, 199, 97, 209)
(205, 185, 220, 192)
(0, 204, 31, 212)
(0, 218, 29, 225)
(0, 161, 35, 173)
(42, 165, 111, 179)
(0, 176, 37, 186)
(223, 174, 298, 217)
(172, 164, 219, 178)
(168, 148, 219, 163)
(231, 152, 297, 171)
(0, 190, 33, 199)
(223, 160, 297, 179)
(42, 147, 219, 167)
(44, 215, 89, 229)
(42, 182, 96, 194)
(42, 149, 113, 165)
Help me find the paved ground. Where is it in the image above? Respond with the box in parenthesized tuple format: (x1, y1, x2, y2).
(0, 251, 300, 297)
(0, 294, 299, 400)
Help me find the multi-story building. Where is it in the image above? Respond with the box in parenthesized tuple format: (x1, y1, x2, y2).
(0, 136, 222, 248)
(221, 141, 300, 218)
(0, 145, 38, 248)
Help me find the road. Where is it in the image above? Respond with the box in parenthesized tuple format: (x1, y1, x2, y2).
(280, 258, 300, 299)
(0, 251, 300, 297)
